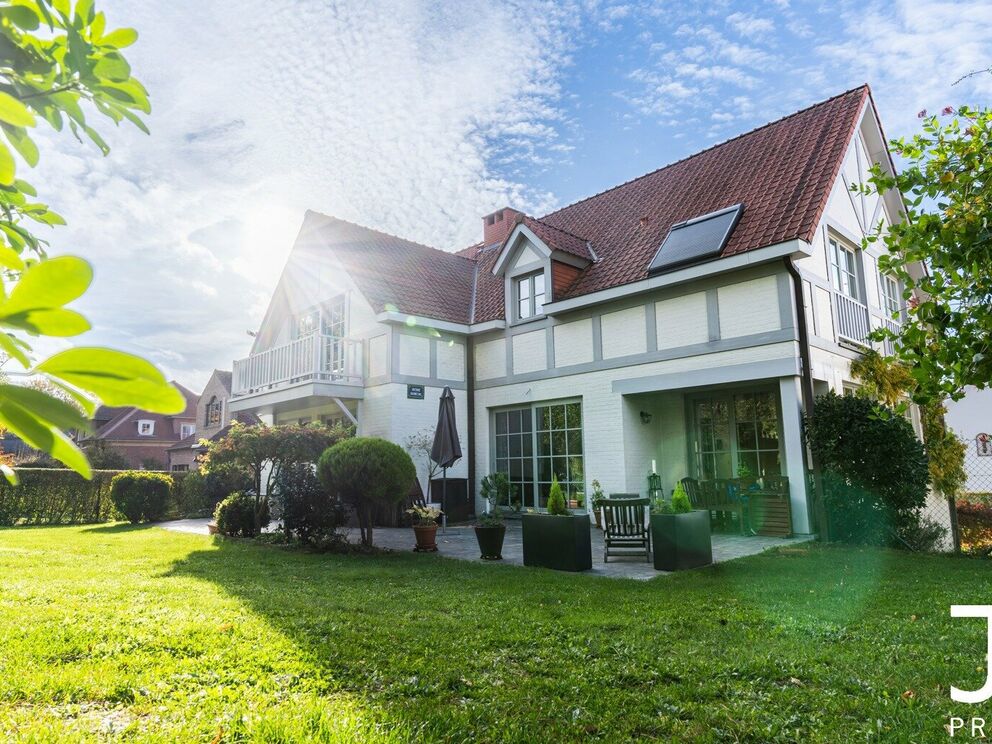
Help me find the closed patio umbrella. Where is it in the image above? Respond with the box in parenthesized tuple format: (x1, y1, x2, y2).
(430, 386, 462, 533)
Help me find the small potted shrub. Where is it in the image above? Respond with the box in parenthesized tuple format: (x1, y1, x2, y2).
(407, 504, 443, 552)
(475, 473, 513, 560)
(521, 476, 592, 572)
(590, 479, 605, 529)
(650, 481, 712, 571)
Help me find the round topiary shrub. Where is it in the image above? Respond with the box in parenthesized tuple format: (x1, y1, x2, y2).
(805, 391, 930, 546)
(317, 436, 416, 546)
(109, 471, 173, 523)
(214, 491, 269, 537)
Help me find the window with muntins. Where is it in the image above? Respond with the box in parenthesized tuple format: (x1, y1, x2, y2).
(138, 420, 155, 436)
(829, 237, 861, 301)
(881, 275, 901, 317)
(180, 423, 196, 439)
(205, 397, 222, 427)
(514, 271, 546, 320)
(321, 295, 346, 337)
(296, 309, 318, 338)
(692, 390, 781, 480)
(492, 400, 584, 509)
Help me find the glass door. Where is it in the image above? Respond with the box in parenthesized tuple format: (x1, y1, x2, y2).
(692, 390, 782, 480)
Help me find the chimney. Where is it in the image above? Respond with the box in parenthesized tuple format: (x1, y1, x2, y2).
(482, 207, 523, 245)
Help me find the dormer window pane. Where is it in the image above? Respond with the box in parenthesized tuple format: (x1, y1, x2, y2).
(534, 273, 546, 313)
(514, 271, 545, 321)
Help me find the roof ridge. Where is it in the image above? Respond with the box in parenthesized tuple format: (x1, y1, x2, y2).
(525, 214, 589, 243)
(308, 210, 478, 266)
(539, 84, 870, 221)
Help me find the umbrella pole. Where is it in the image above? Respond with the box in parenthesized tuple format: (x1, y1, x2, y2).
(441, 466, 447, 534)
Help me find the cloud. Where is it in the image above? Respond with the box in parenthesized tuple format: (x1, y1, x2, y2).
(27, 0, 579, 390)
(726, 12, 775, 39)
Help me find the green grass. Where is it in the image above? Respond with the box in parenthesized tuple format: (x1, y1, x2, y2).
(0, 526, 988, 742)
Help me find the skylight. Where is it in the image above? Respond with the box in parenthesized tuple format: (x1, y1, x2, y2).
(647, 204, 744, 274)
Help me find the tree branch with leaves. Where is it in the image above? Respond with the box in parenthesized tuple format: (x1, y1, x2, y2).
(0, 0, 183, 483)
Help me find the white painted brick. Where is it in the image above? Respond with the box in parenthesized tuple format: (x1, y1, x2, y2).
(814, 286, 834, 342)
(398, 334, 430, 377)
(512, 329, 547, 374)
(368, 334, 388, 378)
(656, 292, 708, 349)
(601, 305, 646, 358)
(475, 338, 506, 381)
(553, 318, 593, 367)
(718, 276, 780, 338)
(436, 340, 465, 381)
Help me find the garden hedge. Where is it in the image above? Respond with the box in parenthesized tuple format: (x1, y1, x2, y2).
(110, 471, 174, 523)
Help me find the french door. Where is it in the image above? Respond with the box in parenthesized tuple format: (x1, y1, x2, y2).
(691, 390, 782, 480)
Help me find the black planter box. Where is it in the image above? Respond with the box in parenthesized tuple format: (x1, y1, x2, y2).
(521, 513, 592, 572)
(650, 510, 712, 571)
(474, 524, 506, 560)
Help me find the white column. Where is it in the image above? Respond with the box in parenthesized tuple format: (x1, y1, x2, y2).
(778, 376, 811, 534)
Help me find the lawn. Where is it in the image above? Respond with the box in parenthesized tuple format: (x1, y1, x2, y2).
(0, 526, 988, 742)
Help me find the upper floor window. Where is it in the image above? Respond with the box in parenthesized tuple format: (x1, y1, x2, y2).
(829, 237, 861, 301)
(137, 420, 155, 436)
(205, 397, 222, 427)
(322, 295, 346, 338)
(296, 309, 318, 338)
(881, 274, 901, 317)
(514, 271, 546, 321)
(180, 423, 196, 440)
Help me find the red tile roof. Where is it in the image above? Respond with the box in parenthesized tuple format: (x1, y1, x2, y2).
(88, 383, 199, 443)
(310, 86, 870, 324)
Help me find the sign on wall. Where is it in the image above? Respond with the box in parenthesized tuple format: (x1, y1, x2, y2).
(407, 384, 425, 400)
(977, 433, 992, 457)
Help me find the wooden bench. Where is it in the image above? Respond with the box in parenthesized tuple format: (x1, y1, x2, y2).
(602, 495, 651, 562)
(680, 478, 747, 534)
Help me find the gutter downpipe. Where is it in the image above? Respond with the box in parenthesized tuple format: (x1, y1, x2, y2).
(465, 335, 476, 518)
(784, 257, 828, 540)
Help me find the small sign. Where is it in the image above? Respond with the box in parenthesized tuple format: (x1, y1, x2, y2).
(407, 384, 425, 400)
(978, 433, 992, 457)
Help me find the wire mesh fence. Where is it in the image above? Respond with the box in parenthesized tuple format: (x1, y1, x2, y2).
(955, 437, 992, 555)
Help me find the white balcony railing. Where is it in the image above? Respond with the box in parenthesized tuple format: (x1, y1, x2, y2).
(832, 291, 871, 346)
(232, 335, 363, 397)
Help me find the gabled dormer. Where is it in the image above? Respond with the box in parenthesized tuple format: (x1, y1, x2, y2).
(488, 209, 594, 324)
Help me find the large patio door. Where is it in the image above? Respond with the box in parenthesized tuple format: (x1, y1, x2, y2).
(691, 390, 782, 480)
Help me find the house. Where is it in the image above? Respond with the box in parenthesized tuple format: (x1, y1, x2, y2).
(228, 85, 941, 535)
(82, 384, 199, 470)
(168, 369, 260, 471)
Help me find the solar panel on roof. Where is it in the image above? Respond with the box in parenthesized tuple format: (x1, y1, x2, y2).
(647, 204, 744, 274)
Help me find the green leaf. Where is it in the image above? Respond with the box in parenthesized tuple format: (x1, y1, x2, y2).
(0, 383, 89, 432)
(93, 52, 130, 82)
(0, 256, 92, 316)
(100, 27, 138, 48)
(0, 142, 15, 185)
(47, 379, 97, 417)
(0, 463, 17, 485)
(0, 91, 35, 128)
(0, 243, 24, 270)
(1, 308, 90, 336)
(2, 124, 39, 167)
(34, 347, 186, 414)
(0, 389, 91, 478)
(82, 123, 109, 155)
(0, 331, 31, 367)
(3, 5, 40, 31)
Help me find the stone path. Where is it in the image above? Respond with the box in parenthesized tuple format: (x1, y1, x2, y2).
(159, 517, 811, 580)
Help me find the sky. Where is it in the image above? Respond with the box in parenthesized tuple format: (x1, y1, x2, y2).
(27, 0, 992, 391)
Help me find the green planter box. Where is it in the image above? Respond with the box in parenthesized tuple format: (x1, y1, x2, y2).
(521, 513, 592, 572)
(651, 510, 712, 571)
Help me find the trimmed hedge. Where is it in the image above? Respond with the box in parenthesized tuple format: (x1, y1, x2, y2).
(110, 471, 173, 523)
(215, 491, 269, 537)
(0, 469, 118, 526)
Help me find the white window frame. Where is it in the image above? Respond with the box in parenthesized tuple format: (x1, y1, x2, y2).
(180, 423, 196, 439)
(828, 237, 863, 302)
(137, 419, 155, 436)
(513, 271, 546, 321)
(880, 274, 902, 318)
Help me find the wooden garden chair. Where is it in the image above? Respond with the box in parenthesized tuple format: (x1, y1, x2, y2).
(601, 495, 651, 562)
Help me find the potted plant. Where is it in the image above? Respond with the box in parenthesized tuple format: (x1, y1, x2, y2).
(475, 473, 513, 560)
(650, 481, 712, 571)
(590, 479, 605, 529)
(406, 504, 443, 552)
(521, 476, 592, 572)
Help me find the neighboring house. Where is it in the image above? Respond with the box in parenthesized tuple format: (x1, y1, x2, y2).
(945, 388, 992, 495)
(82, 384, 199, 470)
(229, 85, 940, 535)
(168, 369, 260, 471)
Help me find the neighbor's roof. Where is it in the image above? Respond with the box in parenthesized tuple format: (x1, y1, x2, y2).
(305, 85, 870, 324)
(88, 383, 199, 443)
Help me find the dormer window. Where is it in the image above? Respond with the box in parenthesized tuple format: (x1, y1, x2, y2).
(515, 271, 546, 320)
(138, 420, 155, 436)
(205, 397, 222, 426)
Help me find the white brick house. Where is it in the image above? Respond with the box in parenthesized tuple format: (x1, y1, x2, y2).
(228, 85, 929, 536)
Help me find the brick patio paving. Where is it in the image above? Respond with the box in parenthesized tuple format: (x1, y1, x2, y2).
(161, 518, 812, 580)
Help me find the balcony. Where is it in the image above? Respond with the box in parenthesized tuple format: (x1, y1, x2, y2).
(832, 291, 871, 346)
(232, 335, 363, 398)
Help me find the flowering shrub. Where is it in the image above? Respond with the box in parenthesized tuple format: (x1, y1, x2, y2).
(406, 504, 442, 526)
(957, 500, 992, 555)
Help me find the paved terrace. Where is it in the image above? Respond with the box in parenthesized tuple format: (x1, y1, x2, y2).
(161, 518, 812, 580)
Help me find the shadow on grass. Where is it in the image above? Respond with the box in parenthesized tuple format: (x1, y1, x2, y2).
(82, 522, 154, 534)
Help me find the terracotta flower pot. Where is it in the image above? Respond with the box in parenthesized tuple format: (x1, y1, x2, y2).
(413, 524, 439, 552)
